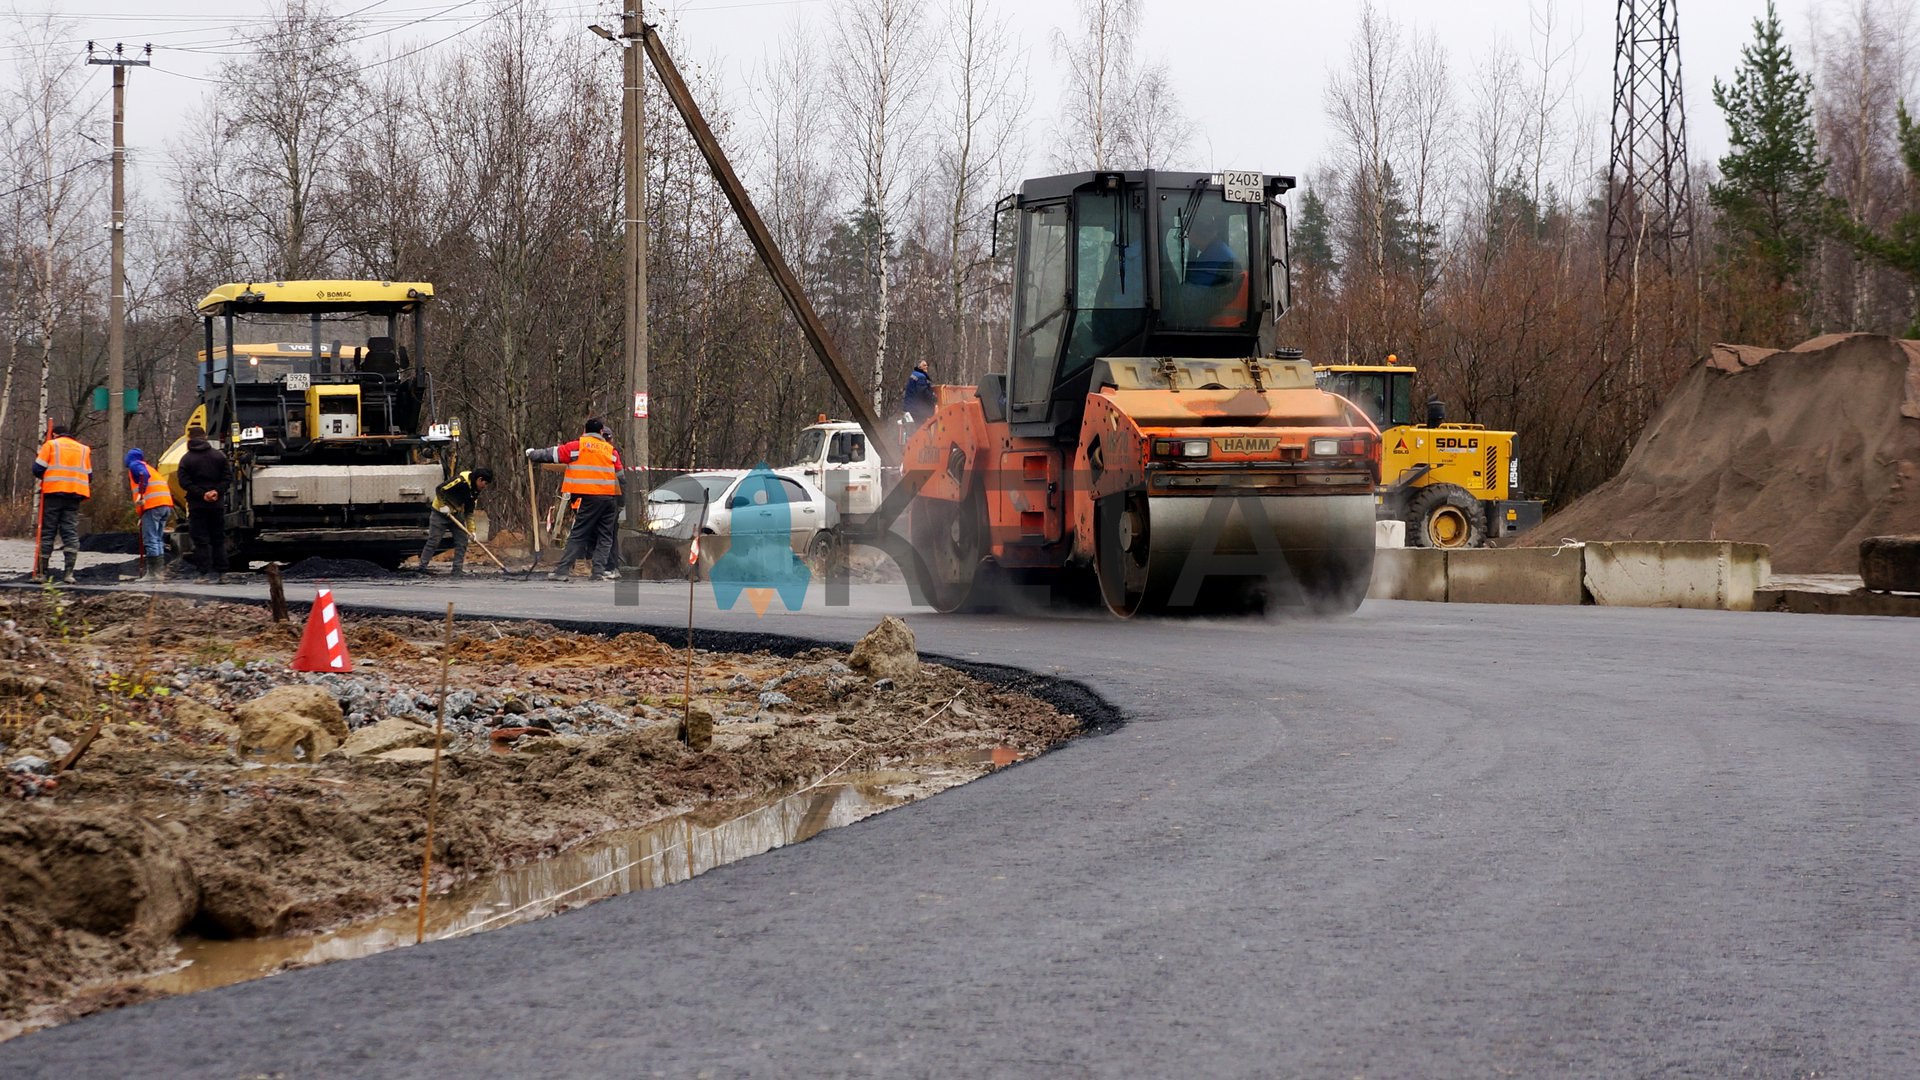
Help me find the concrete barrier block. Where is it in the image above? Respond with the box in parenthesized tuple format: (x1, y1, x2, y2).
(1859, 536, 1920, 593)
(1369, 547, 1446, 602)
(1445, 547, 1586, 605)
(1374, 520, 1406, 548)
(1757, 587, 1920, 617)
(1583, 541, 1772, 611)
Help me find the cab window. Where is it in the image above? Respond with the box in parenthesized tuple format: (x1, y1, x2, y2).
(791, 428, 825, 466)
(1064, 189, 1148, 377)
(1160, 190, 1253, 330)
(828, 432, 866, 464)
(1011, 203, 1070, 409)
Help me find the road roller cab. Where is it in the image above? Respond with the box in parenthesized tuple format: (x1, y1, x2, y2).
(903, 170, 1382, 616)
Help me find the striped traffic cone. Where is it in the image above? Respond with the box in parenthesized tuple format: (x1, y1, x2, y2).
(291, 588, 354, 672)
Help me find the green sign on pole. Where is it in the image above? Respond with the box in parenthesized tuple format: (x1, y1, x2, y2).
(90, 387, 139, 414)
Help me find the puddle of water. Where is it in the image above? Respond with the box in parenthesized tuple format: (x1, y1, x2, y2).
(139, 778, 906, 996)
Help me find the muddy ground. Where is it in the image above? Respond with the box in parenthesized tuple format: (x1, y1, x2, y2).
(0, 589, 1080, 1034)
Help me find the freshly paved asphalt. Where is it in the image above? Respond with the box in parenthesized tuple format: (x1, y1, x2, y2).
(5, 576, 1917, 1078)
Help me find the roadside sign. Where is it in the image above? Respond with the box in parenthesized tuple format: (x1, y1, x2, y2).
(633, 391, 650, 419)
(90, 387, 139, 414)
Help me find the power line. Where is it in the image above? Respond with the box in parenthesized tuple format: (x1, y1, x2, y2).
(0, 156, 107, 202)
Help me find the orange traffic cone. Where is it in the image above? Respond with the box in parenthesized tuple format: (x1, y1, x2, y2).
(291, 588, 354, 672)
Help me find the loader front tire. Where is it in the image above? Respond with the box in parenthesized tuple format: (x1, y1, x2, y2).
(1407, 485, 1486, 550)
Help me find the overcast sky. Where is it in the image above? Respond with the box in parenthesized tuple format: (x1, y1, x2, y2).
(8, 1, 1806, 208)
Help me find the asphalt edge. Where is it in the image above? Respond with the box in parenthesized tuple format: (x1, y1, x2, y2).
(0, 581, 1126, 738)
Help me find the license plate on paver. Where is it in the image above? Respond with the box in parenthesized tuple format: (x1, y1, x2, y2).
(1216, 437, 1279, 454)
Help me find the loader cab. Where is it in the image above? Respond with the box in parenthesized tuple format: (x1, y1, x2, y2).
(1314, 364, 1417, 431)
(1003, 169, 1296, 439)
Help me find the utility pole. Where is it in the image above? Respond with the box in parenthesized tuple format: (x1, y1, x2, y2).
(593, 11, 650, 476)
(624, 6, 649, 477)
(88, 42, 149, 510)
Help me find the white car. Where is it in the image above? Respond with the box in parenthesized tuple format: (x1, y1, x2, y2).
(643, 469, 840, 564)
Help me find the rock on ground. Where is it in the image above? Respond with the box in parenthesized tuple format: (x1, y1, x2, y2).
(233, 685, 348, 761)
(335, 718, 444, 758)
(848, 616, 919, 683)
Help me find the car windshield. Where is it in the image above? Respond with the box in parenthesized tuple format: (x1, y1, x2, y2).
(791, 428, 825, 466)
(649, 474, 736, 506)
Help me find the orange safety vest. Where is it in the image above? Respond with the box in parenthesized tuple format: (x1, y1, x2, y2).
(35, 436, 91, 498)
(1207, 272, 1251, 328)
(561, 434, 621, 496)
(129, 468, 173, 513)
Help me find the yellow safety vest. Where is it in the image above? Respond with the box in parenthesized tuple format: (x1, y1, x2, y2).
(561, 434, 621, 496)
(36, 437, 91, 498)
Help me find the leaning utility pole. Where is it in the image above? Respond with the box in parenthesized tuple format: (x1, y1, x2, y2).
(88, 42, 150, 506)
(636, 21, 894, 463)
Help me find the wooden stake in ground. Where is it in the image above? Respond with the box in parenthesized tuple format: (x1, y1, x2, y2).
(264, 562, 287, 622)
(416, 602, 456, 944)
(54, 720, 104, 773)
(681, 492, 710, 743)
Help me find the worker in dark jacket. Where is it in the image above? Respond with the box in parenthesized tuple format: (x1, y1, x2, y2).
(32, 424, 91, 585)
(176, 426, 231, 583)
(902, 360, 937, 423)
(417, 467, 493, 576)
(527, 418, 623, 582)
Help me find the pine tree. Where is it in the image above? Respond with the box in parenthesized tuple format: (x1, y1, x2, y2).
(1709, 1, 1827, 286)
(1837, 103, 1920, 333)
(1293, 188, 1340, 275)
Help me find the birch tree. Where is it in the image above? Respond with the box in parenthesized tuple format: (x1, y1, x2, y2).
(204, 0, 363, 278)
(4, 25, 102, 441)
(939, 0, 1026, 380)
(830, 0, 934, 415)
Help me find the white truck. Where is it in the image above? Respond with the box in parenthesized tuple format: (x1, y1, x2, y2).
(787, 419, 890, 550)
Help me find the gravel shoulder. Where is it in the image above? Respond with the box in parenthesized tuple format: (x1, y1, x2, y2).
(0, 589, 1080, 1035)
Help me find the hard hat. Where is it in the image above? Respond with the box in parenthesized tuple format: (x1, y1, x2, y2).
(1386, 353, 1398, 364)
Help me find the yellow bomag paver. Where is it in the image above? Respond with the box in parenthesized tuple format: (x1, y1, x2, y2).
(157, 280, 463, 569)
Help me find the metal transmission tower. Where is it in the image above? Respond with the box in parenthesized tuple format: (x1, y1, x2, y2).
(1607, 0, 1694, 281)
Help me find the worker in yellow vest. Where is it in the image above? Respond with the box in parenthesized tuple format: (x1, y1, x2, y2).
(526, 418, 624, 582)
(125, 447, 175, 583)
(32, 424, 92, 585)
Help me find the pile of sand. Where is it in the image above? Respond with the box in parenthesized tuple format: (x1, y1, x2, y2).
(1527, 333, 1920, 573)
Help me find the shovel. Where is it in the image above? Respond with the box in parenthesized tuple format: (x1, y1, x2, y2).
(438, 508, 514, 575)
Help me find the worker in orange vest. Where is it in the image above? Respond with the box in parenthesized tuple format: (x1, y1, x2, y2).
(526, 417, 625, 582)
(32, 424, 92, 585)
(125, 447, 175, 583)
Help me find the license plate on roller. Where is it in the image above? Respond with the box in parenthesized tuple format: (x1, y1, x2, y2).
(1221, 171, 1264, 203)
